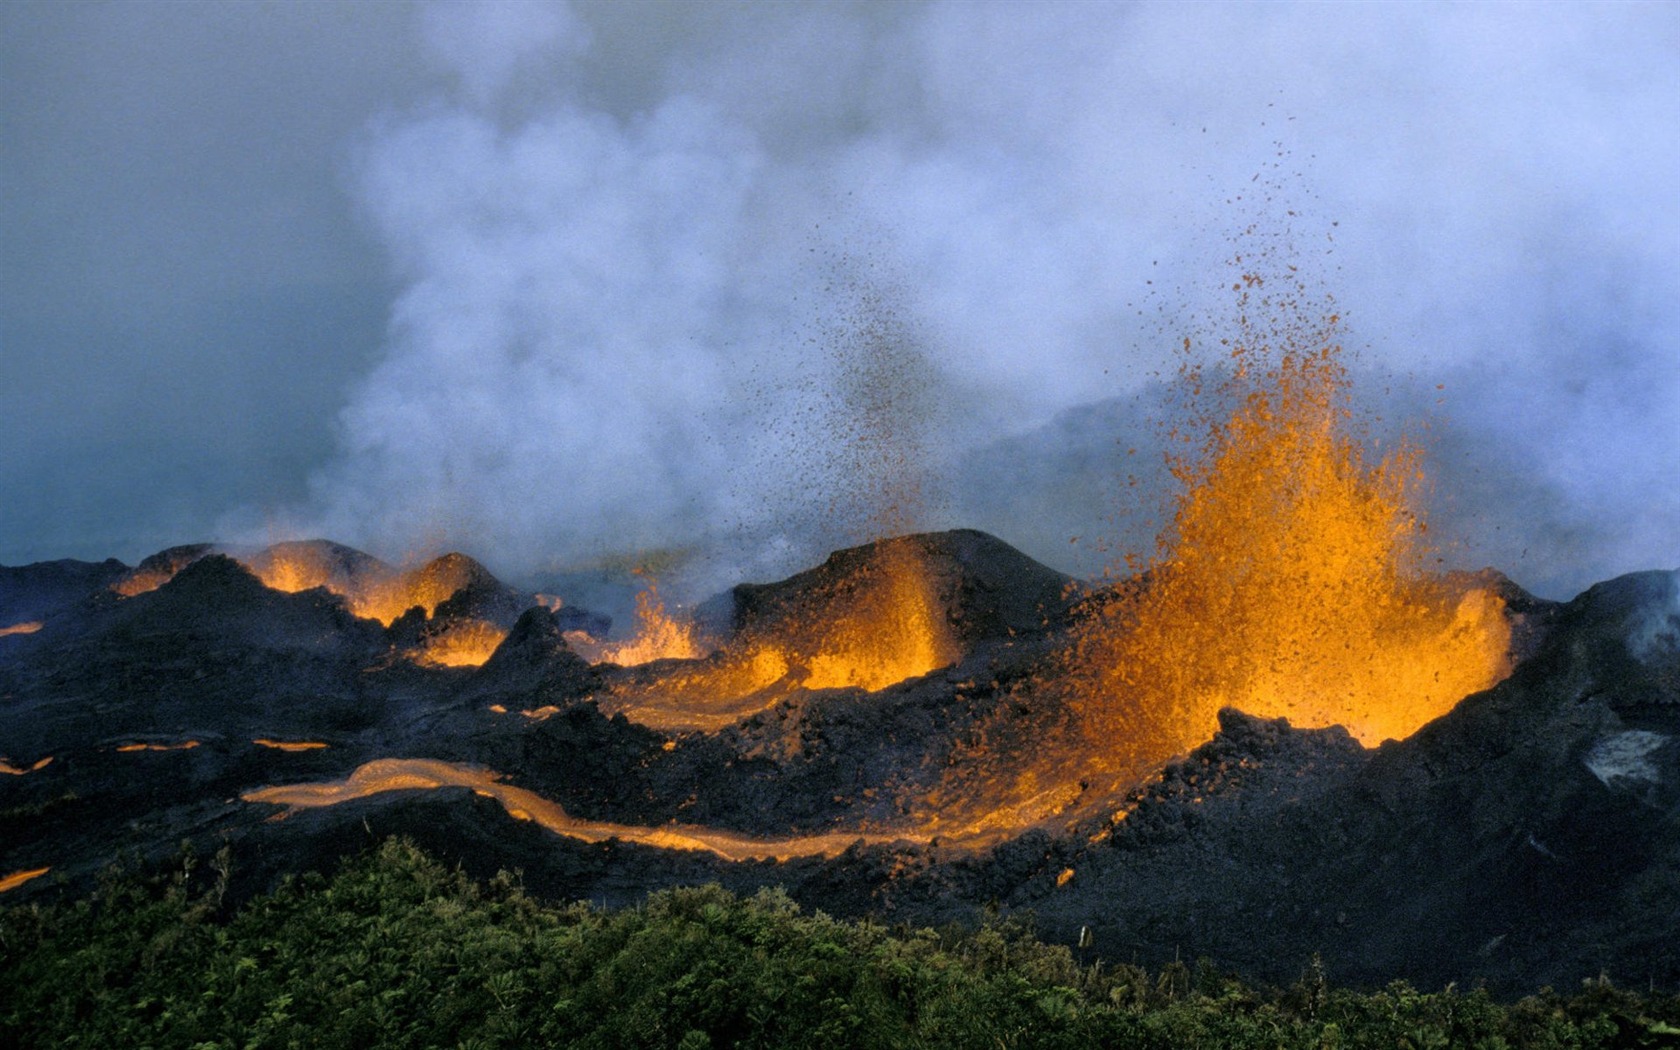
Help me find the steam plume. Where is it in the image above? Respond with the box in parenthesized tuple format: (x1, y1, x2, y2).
(286, 1, 1679, 599)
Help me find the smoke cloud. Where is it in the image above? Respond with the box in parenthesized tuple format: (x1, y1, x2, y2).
(199, 3, 1680, 598)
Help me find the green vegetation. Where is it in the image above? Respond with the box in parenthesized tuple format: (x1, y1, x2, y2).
(4, 838, 1678, 1048)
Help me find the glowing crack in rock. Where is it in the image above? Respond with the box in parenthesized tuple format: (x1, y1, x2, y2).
(241, 758, 913, 862)
(115, 741, 200, 752)
(0, 621, 43, 638)
(0, 756, 52, 775)
(254, 739, 330, 752)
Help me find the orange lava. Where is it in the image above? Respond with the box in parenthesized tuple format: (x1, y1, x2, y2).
(112, 571, 172, 597)
(600, 648, 793, 732)
(253, 739, 329, 752)
(109, 543, 494, 631)
(1065, 292, 1510, 763)
(408, 619, 507, 668)
(242, 758, 908, 862)
(592, 543, 956, 732)
(244, 546, 480, 626)
(571, 579, 703, 666)
(0, 867, 50, 894)
(115, 741, 200, 752)
(795, 540, 955, 692)
(0, 620, 43, 637)
(0, 756, 52, 775)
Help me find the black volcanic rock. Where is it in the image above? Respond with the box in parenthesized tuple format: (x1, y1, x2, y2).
(123, 554, 381, 651)
(412, 552, 523, 626)
(13, 530, 1680, 999)
(717, 529, 1074, 649)
(946, 569, 1680, 994)
(469, 606, 597, 693)
(111, 543, 216, 592)
(0, 556, 128, 626)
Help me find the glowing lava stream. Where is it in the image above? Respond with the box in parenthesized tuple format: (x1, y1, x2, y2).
(0, 756, 52, 775)
(242, 759, 914, 862)
(0, 621, 43, 637)
(0, 868, 50, 894)
(254, 739, 329, 752)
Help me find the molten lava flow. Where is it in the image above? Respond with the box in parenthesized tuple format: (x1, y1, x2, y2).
(1065, 306, 1510, 765)
(408, 619, 507, 668)
(0, 756, 52, 775)
(253, 739, 329, 752)
(571, 579, 703, 666)
(115, 741, 200, 752)
(601, 647, 793, 732)
(0, 868, 50, 893)
(0, 621, 43, 637)
(242, 759, 908, 862)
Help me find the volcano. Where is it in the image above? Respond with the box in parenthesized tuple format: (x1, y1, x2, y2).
(4, 526, 1679, 993)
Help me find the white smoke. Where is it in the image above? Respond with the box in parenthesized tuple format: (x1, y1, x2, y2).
(291, 0, 1680, 599)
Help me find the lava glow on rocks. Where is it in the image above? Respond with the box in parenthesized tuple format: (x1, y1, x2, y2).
(567, 578, 704, 666)
(406, 620, 508, 668)
(591, 539, 957, 732)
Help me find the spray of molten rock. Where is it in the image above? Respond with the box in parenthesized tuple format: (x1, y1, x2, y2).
(1065, 309, 1510, 778)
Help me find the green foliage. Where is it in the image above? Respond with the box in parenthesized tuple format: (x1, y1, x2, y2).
(4, 837, 1680, 1048)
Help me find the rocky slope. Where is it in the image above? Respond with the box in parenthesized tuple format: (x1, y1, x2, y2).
(4, 531, 1679, 994)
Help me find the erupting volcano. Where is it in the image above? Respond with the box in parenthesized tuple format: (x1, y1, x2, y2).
(4, 263, 1678, 995)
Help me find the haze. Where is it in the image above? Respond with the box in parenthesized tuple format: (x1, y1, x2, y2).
(3, 0, 1676, 600)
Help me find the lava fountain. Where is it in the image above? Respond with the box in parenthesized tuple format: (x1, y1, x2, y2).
(1064, 280, 1511, 773)
(567, 576, 704, 667)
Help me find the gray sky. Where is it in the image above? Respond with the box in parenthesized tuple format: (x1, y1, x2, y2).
(3, 0, 1678, 600)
